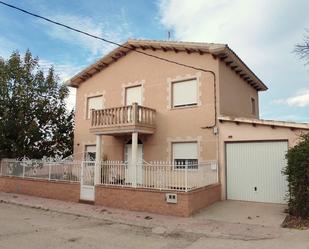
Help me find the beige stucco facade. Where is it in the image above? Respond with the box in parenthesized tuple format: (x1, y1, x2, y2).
(72, 44, 263, 164)
(74, 49, 221, 162)
(69, 39, 309, 203)
(218, 60, 259, 118)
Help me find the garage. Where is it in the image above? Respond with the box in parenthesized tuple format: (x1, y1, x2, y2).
(226, 141, 288, 204)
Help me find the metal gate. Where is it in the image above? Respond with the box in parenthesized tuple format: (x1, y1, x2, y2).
(80, 161, 95, 201)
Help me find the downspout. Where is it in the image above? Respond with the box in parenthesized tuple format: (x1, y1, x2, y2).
(200, 68, 220, 185)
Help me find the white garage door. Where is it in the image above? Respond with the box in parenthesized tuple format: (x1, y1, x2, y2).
(226, 141, 288, 204)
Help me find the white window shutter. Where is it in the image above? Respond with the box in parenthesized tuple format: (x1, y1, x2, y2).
(87, 96, 103, 118)
(172, 142, 198, 159)
(85, 145, 96, 153)
(125, 86, 142, 105)
(172, 79, 197, 107)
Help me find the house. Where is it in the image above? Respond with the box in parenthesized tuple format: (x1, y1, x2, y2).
(67, 39, 309, 216)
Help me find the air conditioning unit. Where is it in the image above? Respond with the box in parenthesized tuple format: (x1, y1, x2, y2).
(166, 193, 177, 204)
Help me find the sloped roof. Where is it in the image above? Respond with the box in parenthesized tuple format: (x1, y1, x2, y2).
(67, 39, 268, 91)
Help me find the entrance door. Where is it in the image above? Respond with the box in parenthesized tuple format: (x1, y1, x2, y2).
(226, 141, 288, 203)
(125, 143, 143, 185)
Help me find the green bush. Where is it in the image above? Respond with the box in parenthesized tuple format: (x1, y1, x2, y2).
(283, 133, 309, 218)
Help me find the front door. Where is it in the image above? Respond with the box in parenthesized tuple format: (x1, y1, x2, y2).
(125, 144, 143, 185)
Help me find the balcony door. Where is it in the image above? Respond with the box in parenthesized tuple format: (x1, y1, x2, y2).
(125, 85, 142, 105)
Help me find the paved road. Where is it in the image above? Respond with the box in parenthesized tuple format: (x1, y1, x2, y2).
(0, 203, 308, 249)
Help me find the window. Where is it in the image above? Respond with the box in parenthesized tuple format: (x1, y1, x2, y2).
(172, 79, 197, 108)
(251, 97, 256, 115)
(87, 96, 103, 119)
(172, 142, 198, 169)
(85, 145, 96, 161)
(125, 85, 142, 105)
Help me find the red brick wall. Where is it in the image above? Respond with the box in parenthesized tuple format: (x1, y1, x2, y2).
(95, 184, 221, 217)
(187, 184, 221, 215)
(0, 176, 80, 202)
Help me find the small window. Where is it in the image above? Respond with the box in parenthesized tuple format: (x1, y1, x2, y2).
(85, 145, 96, 161)
(172, 79, 197, 108)
(87, 96, 103, 119)
(172, 142, 198, 169)
(251, 97, 256, 115)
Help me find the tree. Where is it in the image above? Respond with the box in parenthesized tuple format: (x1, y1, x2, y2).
(283, 133, 309, 218)
(294, 30, 309, 64)
(0, 50, 74, 159)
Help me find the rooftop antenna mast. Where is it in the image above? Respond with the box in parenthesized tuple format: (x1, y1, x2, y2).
(167, 30, 173, 40)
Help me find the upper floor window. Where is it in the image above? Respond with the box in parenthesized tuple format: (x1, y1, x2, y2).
(251, 97, 256, 115)
(87, 95, 103, 119)
(125, 85, 142, 105)
(172, 141, 198, 169)
(172, 79, 197, 108)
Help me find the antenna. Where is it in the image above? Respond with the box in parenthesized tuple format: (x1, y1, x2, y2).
(167, 30, 173, 40)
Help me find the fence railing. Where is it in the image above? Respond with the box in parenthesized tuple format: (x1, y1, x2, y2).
(91, 103, 156, 128)
(0, 159, 81, 182)
(0, 158, 219, 191)
(100, 160, 218, 191)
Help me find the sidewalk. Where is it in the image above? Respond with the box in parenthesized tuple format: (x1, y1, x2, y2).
(0, 192, 283, 241)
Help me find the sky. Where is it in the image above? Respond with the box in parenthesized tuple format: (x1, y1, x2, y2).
(0, 0, 308, 122)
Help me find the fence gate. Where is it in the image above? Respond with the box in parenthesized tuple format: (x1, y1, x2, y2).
(80, 161, 95, 201)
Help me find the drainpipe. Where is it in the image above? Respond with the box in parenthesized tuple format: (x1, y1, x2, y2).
(200, 70, 220, 184)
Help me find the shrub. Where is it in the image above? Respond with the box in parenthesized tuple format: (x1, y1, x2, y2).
(283, 133, 309, 218)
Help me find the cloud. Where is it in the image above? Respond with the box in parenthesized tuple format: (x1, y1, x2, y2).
(158, 0, 308, 67)
(39, 13, 132, 58)
(274, 90, 309, 107)
(39, 59, 81, 111)
(39, 59, 84, 82)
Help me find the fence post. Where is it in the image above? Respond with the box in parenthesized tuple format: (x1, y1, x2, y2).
(185, 163, 188, 192)
(216, 161, 219, 183)
(48, 163, 51, 180)
(22, 162, 25, 178)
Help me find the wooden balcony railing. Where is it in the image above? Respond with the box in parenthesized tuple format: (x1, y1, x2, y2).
(90, 103, 156, 135)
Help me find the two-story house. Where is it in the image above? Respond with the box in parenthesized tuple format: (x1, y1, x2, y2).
(68, 39, 309, 216)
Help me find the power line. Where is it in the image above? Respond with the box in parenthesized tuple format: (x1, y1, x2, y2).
(0, 1, 214, 74)
(0, 1, 217, 128)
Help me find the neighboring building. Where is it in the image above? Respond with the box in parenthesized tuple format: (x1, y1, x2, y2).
(67, 39, 309, 216)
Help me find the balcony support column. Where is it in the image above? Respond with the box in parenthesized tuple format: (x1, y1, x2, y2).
(94, 135, 102, 185)
(131, 131, 138, 187)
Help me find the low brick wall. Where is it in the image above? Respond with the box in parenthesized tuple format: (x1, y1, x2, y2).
(95, 184, 221, 217)
(0, 176, 80, 202)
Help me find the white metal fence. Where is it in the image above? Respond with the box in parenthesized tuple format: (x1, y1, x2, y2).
(100, 160, 218, 191)
(0, 159, 81, 182)
(0, 158, 219, 191)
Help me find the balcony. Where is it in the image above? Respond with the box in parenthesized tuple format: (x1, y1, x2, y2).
(90, 103, 156, 135)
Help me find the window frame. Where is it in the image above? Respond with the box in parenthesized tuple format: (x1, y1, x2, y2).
(86, 95, 103, 120)
(251, 97, 256, 115)
(171, 141, 199, 170)
(171, 78, 198, 109)
(84, 144, 96, 161)
(124, 85, 142, 106)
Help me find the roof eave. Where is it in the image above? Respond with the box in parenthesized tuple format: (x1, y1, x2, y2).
(67, 40, 268, 91)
